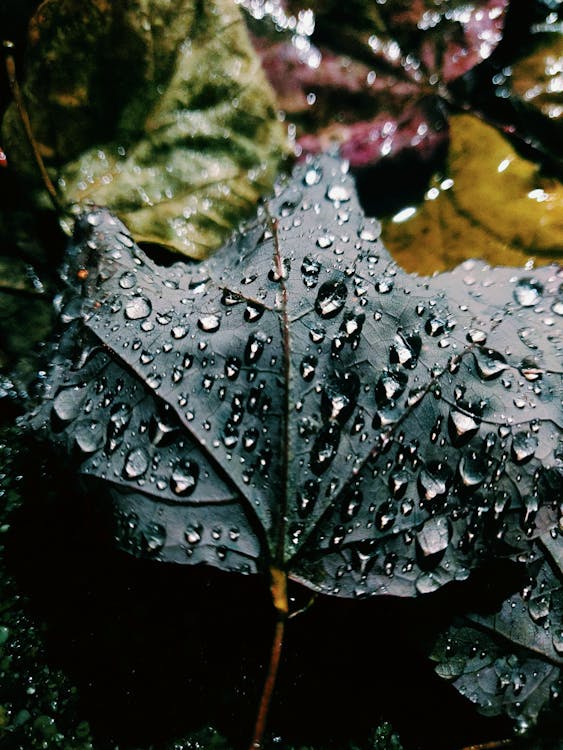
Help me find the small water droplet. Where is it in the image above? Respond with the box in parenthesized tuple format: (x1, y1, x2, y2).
(170, 459, 199, 496)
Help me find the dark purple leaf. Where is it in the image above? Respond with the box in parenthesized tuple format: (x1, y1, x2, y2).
(246, 0, 507, 168)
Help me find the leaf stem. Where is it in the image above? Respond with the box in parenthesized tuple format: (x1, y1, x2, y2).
(249, 567, 288, 750)
(2, 40, 64, 214)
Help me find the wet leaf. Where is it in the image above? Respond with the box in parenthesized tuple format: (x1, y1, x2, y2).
(431, 542, 563, 729)
(510, 34, 563, 125)
(18, 148, 563, 744)
(381, 114, 563, 273)
(1, 0, 288, 258)
(27, 155, 562, 738)
(245, 0, 507, 167)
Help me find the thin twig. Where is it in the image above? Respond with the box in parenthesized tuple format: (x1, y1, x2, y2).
(249, 568, 288, 750)
(3, 40, 63, 214)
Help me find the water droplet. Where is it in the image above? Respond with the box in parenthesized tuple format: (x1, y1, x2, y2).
(375, 501, 396, 531)
(301, 255, 321, 287)
(297, 479, 320, 517)
(303, 167, 322, 186)
(321, 369, 360, 424)
(474, 348, 509, 380)
(244, 302, 265, 323)
(513, 277, 543, 307)
(119, 271, 137, 289)
(315, 279, 348, 318)
(123, 446, 149, 479)
(316, 235, 333, 249)
(416, 516, 450, 557)
(326, 184, 350, 203)
(300, 354, 318, 381)
(225, 356, 242, 380)
(52, 386, 85, 423)
(279, 187, 303, 216)
(375, 368, 408, 405)
(197, 314, 221, 332)
(511, 431, 538, 463)
(449, 407, 480, 444)
(170, 459, 199, 496)
(389, 331, 421, 369)
(310, 423, 341, 475)
(425, 316, 446, 336)
(374, 277, 394, 294)
(419, 461, 452, 503)
(185, 523, 202, 545)
(124, 296, 152, 320)
(528, 594, 550, 622)
(245, 331, 267, 364)
(242, 427, 259, 451)
(74, 419, 104, 454)
(340, 487, 363, 520)
(142, 523, 166, 553)
(467, 328, 487, 344)
(458, 450, 487, 487)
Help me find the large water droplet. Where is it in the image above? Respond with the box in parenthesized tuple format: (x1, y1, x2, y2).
(315, 279, 348, 318)
(513, 277, 543, 307)
(511, 431, 538, 463)
(74, 419, 104, 454)
(125, 296, 152, 320)
(52, 386, 85, 423)
(321, 369, 360, 425)
(225, 355, 242, 380)
(310, 423, 341, 475)
(245, 331, 267, 364)
(297, 479, 320, 517)
(123, 446, 149, 479)
(474, 348, 509, 380)
(141, 523, 166, 554)
(458, 449, 487, 487)
(170, 459, 199, 496)
(418, 461, 452, 503)
(300, 354, 318, 381)
(416, 516, 450, 557)
(185, 523, 202, 545)
(301, 255, 321, 288)
(326, 184, 350, 203)
(197, 314, 221, 332)
(389, 331, 421, 369)
(375, 368, 408, 406)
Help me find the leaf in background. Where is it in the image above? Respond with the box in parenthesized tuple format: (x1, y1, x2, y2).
(510, 33, 563, 123)
(380, 114, 563, 273)
(431, 542, 562, 729)
(27, 155, 562, 732)
(244, 0, 507, 168)
(1, 0, 288, 258)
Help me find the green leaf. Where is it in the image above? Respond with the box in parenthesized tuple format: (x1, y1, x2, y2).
(380, 114, 563, 273)
(2, 0, 288, 258)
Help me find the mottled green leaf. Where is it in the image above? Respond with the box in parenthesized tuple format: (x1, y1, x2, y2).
(2, 0, 288, 258)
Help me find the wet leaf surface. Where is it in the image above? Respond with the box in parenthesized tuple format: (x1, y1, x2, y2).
(380, 114, 563, 273)
(431, 540, 562, 730)
(2, 0, 288, 258)
(26, 154, 563, 730)
(245, 0, 507, 168)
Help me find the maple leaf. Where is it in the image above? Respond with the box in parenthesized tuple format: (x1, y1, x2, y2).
(27, 154, 562, 745)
